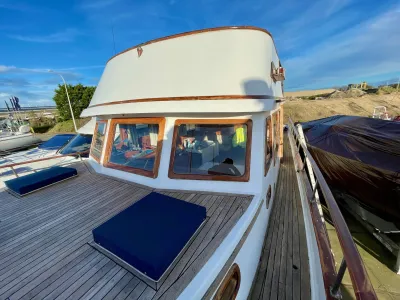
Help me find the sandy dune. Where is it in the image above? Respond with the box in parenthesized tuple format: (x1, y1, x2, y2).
(284, 92, 400, 123)
(285, 89, 335, 97)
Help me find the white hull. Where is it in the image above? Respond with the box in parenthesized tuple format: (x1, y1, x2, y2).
(0, 133, 41, 152)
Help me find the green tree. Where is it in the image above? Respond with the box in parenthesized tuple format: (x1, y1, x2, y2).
(53, 84, 96, 121)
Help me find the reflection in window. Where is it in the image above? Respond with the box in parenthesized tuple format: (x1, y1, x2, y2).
(108, 123, 159, 173)
(59, 134, 93, 157)
(265, 117, 272, 176)
(172, 123, 248, 177)
(91, 122, 107, 161)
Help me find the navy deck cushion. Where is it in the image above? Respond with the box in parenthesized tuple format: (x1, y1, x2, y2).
(92, 192, 206, 281)
(5, 166, 77, 196)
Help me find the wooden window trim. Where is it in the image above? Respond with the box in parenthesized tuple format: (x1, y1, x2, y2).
(103, 117, 165, 178)
(213, 263, 241, 300)
(264, 117, 272, 176)
(273, 112, 279, 167)
(168, 119, 252, 182)
(90, 120, 108, 163)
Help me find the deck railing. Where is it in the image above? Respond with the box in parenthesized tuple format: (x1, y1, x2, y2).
(287, 118, 377, 300)
(0, 151, 89, 178)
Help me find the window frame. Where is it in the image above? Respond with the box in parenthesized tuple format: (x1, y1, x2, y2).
(168, 119, 252, 182)
(264, 116, 273, 176)
(90, 120, 108, 163)
(213, 263, 241, 300)
(103, 117, 165, 178)
(273, 111, 280, 166)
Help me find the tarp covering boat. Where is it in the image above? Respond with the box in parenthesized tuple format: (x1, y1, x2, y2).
(301, 115, 400, 224)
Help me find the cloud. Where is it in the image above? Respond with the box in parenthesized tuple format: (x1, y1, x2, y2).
(79, 0, 121, 9)
(0, 1, 38, 12)
(0, 89, 54, 108)
(0, 77, 30, 87)
(283, 7, 400, 89)
(0, 64, 102, 79)
(8, 28, 82, 43)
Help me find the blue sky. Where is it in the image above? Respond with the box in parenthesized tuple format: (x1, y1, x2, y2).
(0, 0, 399, 108)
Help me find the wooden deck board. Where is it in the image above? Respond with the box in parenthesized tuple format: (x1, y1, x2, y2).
(0, 162, 251, 299)
(250, 134, 311, 300)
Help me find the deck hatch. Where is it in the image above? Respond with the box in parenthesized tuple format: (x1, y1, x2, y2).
(92, 192, 206, 289)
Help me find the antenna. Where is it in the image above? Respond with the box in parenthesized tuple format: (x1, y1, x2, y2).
(112, 25, 116, 55)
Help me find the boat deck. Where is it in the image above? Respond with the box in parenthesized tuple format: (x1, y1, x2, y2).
(250, 134, 311, 299)
(0, 163, 252, 300)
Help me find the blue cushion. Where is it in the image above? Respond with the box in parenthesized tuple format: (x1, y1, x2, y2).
(5, 166, 77, 196)
(92, 192, 206, 281)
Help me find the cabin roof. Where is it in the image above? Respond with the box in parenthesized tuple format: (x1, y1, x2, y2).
(81, 26, 284, 117)
(107, 26, 276, 64)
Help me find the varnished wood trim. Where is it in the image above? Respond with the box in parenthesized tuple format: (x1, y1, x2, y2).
(273, 111, 279, 167)
(213, 263, 241, 300)
(88, 95, 281, 109)
(107, 26, 274, 63)
(264, 117, 272, 176)
(90, 120, 108, 163)
(168, 119, 252, 182)
(103, 117, 165, 179)
(202, 199, 263, 299)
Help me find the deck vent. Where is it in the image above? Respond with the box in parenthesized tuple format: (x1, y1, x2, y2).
(92, 192, 206, 289)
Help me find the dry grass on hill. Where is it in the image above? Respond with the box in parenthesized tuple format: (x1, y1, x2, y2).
(285, 89, 336, 97)
(284, 92, 400, 123)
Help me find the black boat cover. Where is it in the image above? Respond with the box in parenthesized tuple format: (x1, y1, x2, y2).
(301, 115, 400, 223)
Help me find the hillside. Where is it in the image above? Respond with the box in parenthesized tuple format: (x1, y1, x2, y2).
(47, 118, 91, 133)
(284, 92, 400, 123)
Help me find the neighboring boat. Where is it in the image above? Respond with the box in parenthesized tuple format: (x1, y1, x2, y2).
(0, 27, 377, 299)
(300, 115, 400, 230)
(0, 120, 94, 187)
(372, 106, 391, 120)
(0, 121, 41, 152)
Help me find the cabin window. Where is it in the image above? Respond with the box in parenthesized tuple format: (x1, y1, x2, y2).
(104, 118, 165, 178)
(264, 117, 272, 176)
(169, 119, 252, 182)
(91, 120, 107, 163)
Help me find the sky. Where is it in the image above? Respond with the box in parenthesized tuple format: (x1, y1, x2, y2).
(0, 0, 399, 108)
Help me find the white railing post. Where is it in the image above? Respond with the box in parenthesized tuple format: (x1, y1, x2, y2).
(296, 124, 324, 220)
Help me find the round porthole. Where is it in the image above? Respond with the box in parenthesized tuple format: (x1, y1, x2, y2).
(266, 185, 272, 209)
(214, 263, 241, 300)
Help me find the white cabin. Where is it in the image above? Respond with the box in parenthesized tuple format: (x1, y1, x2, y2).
(82, 26, 286, 299)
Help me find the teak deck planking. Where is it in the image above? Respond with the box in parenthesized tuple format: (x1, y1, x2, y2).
(0, 162, 251, 300)
(0, 133, 311, 299)
(249, 134, 311, 300)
